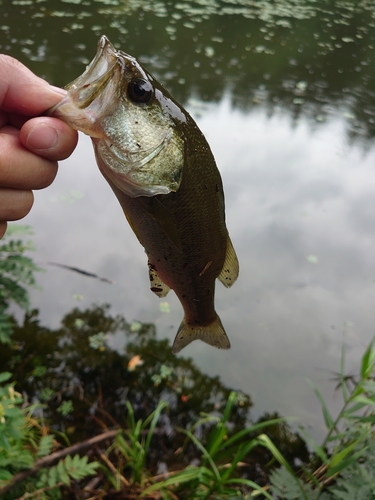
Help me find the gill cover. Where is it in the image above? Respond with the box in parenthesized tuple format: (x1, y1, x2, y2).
(49, 35, 185, 198)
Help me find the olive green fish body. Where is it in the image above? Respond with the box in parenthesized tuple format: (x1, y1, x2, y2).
(49, 36, 239, 353)
(101, 118, 227, 320)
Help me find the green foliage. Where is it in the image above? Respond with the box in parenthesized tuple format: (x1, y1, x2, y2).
(56, 400, 73, 417)
(269, 467, 316, 500)
(0, 370, 100, 498)
(141, 392, 282, 499)
(109, 400, 169, 486)
(328, 442, 375, 499)
(0, 225, 41, 344)
(37, 435, 54, 458)
(0, 372, 34, 472)
(37, 454, 99, 488)
(267, 337, 375, 500)
(0, 228, 100, 498)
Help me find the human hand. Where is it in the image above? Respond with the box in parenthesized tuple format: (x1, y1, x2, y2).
(0, 55, 78, 239)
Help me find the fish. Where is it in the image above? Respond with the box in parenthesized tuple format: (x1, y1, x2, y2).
(49, 35, 239, 354)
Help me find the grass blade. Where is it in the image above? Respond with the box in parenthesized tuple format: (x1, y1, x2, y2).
(220, 417, 288, 451)
(177, 427, 221, 482)
(221, 439, 259, 481)
(305, 378, 334, 430)
(225, 478, 274, 500)
(360, 337, 375, 379)
(141, 467, 203, 496)
(298, 427, 329, 463)
(144, 400, 168, 454)
(327, 448, 368, 477)
(340, 341, 349, 403)
(257, 434, 309, 500)
(328, 433, 368, 470)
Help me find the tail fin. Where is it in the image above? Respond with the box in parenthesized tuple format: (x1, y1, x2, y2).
(172, 314, 231, 354)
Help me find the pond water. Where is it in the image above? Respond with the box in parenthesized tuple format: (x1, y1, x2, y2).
(2, 0, 375, 440)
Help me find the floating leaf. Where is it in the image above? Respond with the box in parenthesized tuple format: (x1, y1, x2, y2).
(72, 294, 84, 301)
(306, 254, 319, 264)
(159, 301, 170, 313)
(130, 321, 142, 332)
(128, 355, 144, 372)
(89, 332, 107, 350)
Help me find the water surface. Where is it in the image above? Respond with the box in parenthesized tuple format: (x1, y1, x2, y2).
(2, 0, 375, 439)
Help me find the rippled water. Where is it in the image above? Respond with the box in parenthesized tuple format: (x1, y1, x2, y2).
(2, 0, 375, 439)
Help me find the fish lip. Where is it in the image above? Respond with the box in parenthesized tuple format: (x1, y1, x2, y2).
(48, 36, 120, 117)
(47, 36, 123, 135)
(65, 35, 119, 109)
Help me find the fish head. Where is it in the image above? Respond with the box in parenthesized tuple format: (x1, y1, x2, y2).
(49, 36, 186, 197)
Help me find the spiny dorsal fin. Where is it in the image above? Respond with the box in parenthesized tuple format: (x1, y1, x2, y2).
(217, 234, 239, 288)
(172, 314, 230, 354)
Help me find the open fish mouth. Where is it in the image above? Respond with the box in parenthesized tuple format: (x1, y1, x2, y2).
(48, 36, 123, 135)
(64, 36, 118, 109)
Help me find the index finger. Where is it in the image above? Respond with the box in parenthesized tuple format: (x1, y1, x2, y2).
(0, 55, 65, 116)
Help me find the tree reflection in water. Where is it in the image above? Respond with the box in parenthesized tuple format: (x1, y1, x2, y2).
(2, 304, 309, 484)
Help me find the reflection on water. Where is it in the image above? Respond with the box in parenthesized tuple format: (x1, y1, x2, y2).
(1, 304, 309, 482)
(2, 0, 375, 140)
(2, 0, 375, 439)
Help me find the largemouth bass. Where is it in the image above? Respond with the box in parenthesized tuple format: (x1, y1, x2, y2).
(49, 36, 239, 353)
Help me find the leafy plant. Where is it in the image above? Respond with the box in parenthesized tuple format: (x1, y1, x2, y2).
(0, 371, 34, 480)
(34, 454, 99, 494)
(0, 227, 101, 499)
(266, 337, 375, 500)
(141, 392, 286, 499)
(105, 400, 168, 488)
(0, 225, 41, 344)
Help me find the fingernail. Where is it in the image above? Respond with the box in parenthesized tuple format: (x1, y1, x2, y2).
(27, 124, 59, 151)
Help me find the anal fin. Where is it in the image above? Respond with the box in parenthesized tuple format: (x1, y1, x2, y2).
(172, 314, 231, 354)
(148, 262, 170, 298)
(218, 234, 239, 288)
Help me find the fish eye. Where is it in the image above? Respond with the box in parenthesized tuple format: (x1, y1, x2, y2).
(127, 78, 153, 104)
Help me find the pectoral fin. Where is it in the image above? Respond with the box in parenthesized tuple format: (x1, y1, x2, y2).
(148, 262, 170, 298)
(218, 235, 239, 288)
(172, 314, 231, 354)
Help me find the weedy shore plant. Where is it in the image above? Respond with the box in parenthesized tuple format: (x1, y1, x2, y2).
(266, 337, 375, 500)
(0, 225, 41, 344)
(99, 341, 375, 500)
(107, 339, 375, 500)
(0, 226, 100, 499)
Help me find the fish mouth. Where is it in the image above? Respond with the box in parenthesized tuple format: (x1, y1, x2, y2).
(65, 36, 118, 109)
(48, 36, 122, 136)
